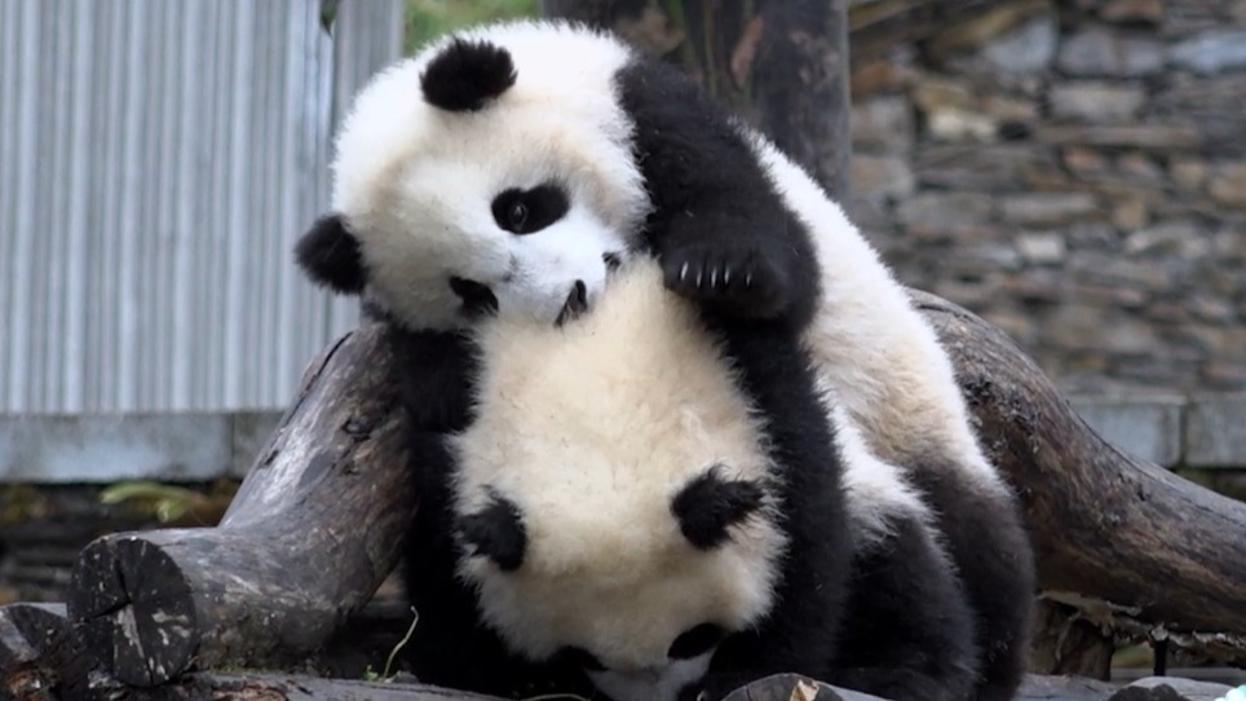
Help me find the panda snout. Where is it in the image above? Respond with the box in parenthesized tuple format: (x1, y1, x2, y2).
(555, 280, 589, 327)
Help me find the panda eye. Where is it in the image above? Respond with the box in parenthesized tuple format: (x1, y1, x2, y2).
(668, 623, 724, 660)
(556, 646, 606, 671)
(507, 201, 529, 230)
(491, 184, 569, 235)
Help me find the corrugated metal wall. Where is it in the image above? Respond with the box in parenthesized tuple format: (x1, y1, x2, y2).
(0, 0, 404, 413)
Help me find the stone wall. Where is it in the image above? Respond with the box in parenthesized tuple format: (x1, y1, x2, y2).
(846, 0, 1246, 394)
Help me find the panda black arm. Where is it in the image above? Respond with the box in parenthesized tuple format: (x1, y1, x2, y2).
(617, 59, 820, 330)
(383, 324, 479, 433)
(829, 513, 980, 701)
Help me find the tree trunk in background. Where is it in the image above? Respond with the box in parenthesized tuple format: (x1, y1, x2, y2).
(540, 0, 852, 199)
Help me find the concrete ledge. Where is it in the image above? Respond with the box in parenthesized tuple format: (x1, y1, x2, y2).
(0, 393, 1243, 483)
(1068, 395, 1186, 467)
(0, 412, 283, 483)
(1186, 394, 1246, 468)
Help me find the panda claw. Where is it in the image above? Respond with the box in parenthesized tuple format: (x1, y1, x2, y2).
(710, 269, 718, 288)
(695, 270, 703, 288)
(745, 271, 753, 287)
(679, 262, 689, 283)
(723, 267, 731, 285)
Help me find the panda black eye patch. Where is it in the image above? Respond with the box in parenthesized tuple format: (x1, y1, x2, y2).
(491, 184, 569, 235)
(668, 623, 725, 659)
(555, 645, 607, 672)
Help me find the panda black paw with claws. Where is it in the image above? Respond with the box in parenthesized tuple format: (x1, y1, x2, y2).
(661, 240, 792, 321)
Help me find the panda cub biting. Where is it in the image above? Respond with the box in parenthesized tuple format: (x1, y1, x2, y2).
(295, 19, 1033, 701)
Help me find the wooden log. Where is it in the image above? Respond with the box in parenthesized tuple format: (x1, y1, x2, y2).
(66, 323, 416, 687)
(83, 671, 506, 701)
(1, 602, 95, 701)
(913, 290, 1246, 663)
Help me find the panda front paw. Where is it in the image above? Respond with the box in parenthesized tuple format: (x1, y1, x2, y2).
(661, 241, 790, 320)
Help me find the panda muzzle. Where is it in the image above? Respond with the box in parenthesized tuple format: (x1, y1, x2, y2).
(555, 280, 588, 327)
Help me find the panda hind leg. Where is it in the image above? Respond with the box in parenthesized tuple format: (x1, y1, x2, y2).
(830, 511, 980, 701)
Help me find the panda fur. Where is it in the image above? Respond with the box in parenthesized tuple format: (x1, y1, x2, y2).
(295, 19, 1034, 701)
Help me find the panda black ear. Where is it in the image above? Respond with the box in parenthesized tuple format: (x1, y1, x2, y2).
(295, 213, 367, 295)
(671, 467, 765, 550)
(420, 38, 516, 112)
(459, 491, 527, 572)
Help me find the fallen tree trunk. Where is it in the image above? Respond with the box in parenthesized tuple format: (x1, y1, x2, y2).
(1, 603, 94, 700)
(67, 323, 416, 687)
(913, 291, 1246, 664)
(65, 293, 1246, 687)
(74, 670, 887, 701)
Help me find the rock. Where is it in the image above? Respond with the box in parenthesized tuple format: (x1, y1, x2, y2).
(927, 0, 1050, 58)
(1112, 678, 1245, 701)
(1017, 232, 1067, 264)
(722, 674, 884, 701)
(1099, 0, 1164, 24)
(981, 15, 1059, 73)
(1071, 254, 1173, 290)
(1036, 124, 1204, 150)
(1203, 362, 1246, 389)
(1065, 147, 1111, 173)
(898, 193, 995, 238)
(1124, 221, 1207, 257)
(1058, 27, 1165, 77)
(928, 108, 998, 142)
(1000, 193, 1099, 226)
(1209, 162, 1246, 206)
(916, 144, 1061, 190)
(1170, 158, 1209, 191)
(983, 94, 1039, 122)
(1189, 295, 1235, 323)
(851, 96, 914, 153)
(850, 155, 915, 201)
(1050, 81, 1147, 122)
(1170, 31, 1246, 75)
(850, 57, 914, 97)
(913, 77, 975, 112)
(1117, 152, 1165, 182)
(1067, 222, 1123, 249)
(1113, 196, 1149, 231)
(1001, 269, 1065, 303)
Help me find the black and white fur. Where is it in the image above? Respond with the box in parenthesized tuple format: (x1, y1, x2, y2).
(296, 20, 1033, 701)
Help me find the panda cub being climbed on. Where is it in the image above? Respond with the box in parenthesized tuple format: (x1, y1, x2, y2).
(295, 20, 1033, 701)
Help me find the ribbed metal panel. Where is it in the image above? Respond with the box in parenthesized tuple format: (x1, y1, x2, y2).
(0, 0, 403, 413)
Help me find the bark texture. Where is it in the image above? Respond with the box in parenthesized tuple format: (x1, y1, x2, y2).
(66, 324, 415, 687)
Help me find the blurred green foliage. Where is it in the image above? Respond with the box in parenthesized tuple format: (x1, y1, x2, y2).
(404, 0, 538, 54)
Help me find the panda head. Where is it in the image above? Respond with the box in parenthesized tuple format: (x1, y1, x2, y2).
(296, 21, 651, 330)
(456, 464, 785, 701)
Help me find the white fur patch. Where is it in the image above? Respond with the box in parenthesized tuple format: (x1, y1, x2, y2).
(834, 407, 934, 548)
(743, 133, 1008, 495)
(588, 650, 715, 701)
(452, 260, 785, 672)
(329, 20, 650, 329)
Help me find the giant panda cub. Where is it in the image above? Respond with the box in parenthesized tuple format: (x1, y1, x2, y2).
(295, 19, 1034, 701)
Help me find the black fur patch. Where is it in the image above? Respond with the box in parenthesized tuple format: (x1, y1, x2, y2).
(421, 38, 517, 112)
(459, 491, 527, 571)
(491, 184, 570, 235)
(449, 277, 500, 318)
(616, 58, 821, 330)
(671, 467, 765, 549)
(294, 214, 366, 294)
(668, 623, 725, 660)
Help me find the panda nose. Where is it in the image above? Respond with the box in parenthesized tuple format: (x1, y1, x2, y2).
(555, 280, 588, 327)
